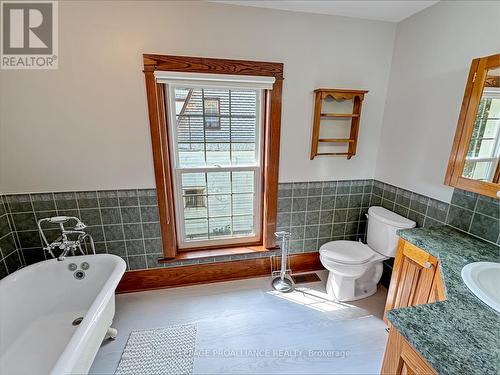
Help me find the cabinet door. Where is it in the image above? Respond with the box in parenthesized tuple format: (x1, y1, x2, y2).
(384, 239, 439, 323)
(381, 328, 437, 375)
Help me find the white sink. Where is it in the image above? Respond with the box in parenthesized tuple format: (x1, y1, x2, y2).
(461, 262, 500, 313)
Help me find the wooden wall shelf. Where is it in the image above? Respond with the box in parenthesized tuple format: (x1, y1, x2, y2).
(318, 138, 355, 143)
(310, 88, 368, 160)
(320, 113, 359, 118)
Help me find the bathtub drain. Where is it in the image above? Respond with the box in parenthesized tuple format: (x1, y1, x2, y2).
(72, 317, 84, 326)
(74, 270, 85, 280)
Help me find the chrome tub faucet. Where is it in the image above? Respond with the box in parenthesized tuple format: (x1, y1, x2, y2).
(37, 216, 96, 261)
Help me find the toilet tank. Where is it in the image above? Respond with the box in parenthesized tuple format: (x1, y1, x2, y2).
(367, 206, 416, 257)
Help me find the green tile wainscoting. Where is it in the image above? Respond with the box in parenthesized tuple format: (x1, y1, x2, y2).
(0, 198, 22, 278)
(371, 181, 499, 244)
(0, 180, 498, 280)
(368, 180, 499, 287)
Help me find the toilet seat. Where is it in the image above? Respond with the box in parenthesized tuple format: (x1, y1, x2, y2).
(319, 240, 383, 265)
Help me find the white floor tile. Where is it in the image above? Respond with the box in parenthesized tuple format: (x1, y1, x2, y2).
(90, 271, 388, 374)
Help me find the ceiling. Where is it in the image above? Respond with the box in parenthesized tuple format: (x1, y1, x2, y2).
(210, 1, 439, 22)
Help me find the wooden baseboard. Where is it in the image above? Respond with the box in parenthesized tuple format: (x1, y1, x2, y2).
(117, 252, 323, 293)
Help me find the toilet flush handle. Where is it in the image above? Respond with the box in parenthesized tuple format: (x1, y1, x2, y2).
(423, 262, 432, 269)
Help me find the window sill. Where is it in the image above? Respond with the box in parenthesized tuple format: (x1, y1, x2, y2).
(158, 245, 276, 264)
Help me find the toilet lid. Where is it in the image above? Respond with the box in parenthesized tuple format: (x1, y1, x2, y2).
(319, 241, 375, 264)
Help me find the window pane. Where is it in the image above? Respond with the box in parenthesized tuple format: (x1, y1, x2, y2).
(173, 87, 259, 168)
(476, 139, 495, 158)
(232, 171, 254, 193)
(177, 116, 204, 143)
(205, 116, 220, 129)
(179, 171, 257, 244)
(463, 160, 497, 181)
(484, 119, 499, 138)
(463, 94, 500, 182)
(231, 117, 256, 143)
(176, 88, 202, 115)
(174, 88, 193, 116)
(489, 97, 500, 117)
(207, 172, 231, 194)
(183, 189, 207, 219)
(203, 89, 229, 116)
(178, 143, 205, 168)
(205, 117, 230, 143)
(182, 174, 208, 219)
(231, 90, 257, 116)
(209, 217, 232, 238)
(231, 143, 256, 165)
(233, 194, 254, 216)
(204, 98, 220, 115)
(206, 143, 231, 166)
(185, 218, 208, 240)
(208, 195, 231, 217)
(181, 173, 205, 188)
(233, 215, 254, 236)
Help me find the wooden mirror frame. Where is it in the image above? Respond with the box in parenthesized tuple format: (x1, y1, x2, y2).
(445, 53, 500, 198)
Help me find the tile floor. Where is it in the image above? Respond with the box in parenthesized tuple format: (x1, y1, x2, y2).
(90, 271, 388, 374)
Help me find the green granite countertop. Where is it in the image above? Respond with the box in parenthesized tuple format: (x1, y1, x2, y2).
(388, 226, 500, 375)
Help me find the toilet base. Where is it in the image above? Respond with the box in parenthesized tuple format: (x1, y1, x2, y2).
(325, 262, 383, 302)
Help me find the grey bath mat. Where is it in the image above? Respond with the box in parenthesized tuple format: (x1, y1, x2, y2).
(115, 324, 197, 375)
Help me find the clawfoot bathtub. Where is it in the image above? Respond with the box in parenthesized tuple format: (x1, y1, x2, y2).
(0, 254, 126, 375)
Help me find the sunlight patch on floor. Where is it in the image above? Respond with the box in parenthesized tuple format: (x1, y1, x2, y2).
(266, 286, 379, 320)
(267, 287, 353, 313)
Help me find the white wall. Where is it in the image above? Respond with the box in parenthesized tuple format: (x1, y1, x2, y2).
(0, 1, 396, 193)
(375, 1, 500, 203)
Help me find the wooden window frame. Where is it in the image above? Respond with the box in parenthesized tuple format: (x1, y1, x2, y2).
(445, 53, 500, 198)
(143, 54, 284, 259)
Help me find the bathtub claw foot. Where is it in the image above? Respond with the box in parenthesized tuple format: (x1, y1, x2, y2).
(105, 327, 118, 340)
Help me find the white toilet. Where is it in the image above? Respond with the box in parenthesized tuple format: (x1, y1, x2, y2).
(319, 206, 416, 302)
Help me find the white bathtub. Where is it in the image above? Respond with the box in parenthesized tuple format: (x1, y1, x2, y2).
(0, 254, 126, 375)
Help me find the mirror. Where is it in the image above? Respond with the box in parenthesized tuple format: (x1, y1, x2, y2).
(461, 67, 500, 182)
(445, 54, 500, 198)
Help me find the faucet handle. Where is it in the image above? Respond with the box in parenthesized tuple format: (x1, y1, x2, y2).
(73, 221, 87, 230)
(48, 216, 71, 224)
(274, 231, 291, 239)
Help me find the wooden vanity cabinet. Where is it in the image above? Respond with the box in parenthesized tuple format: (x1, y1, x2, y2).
(381, 238, 446, 375)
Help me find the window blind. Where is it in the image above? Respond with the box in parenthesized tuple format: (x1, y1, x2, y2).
(154, 71, 276, 90)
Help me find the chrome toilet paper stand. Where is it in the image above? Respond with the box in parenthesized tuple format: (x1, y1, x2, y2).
(271, 231, 294, 293)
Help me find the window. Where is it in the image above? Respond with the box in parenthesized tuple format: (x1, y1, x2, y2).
(168, 84, 263, 248)
(463, 88, 500, 181)
(184, 188, 206, 208)
(143, 54, 283, 258)
(204, 97, 221, 129)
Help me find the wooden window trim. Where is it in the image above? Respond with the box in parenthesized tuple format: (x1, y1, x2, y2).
(445, 53, 500, 198)
(143, 54, 284, 259)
